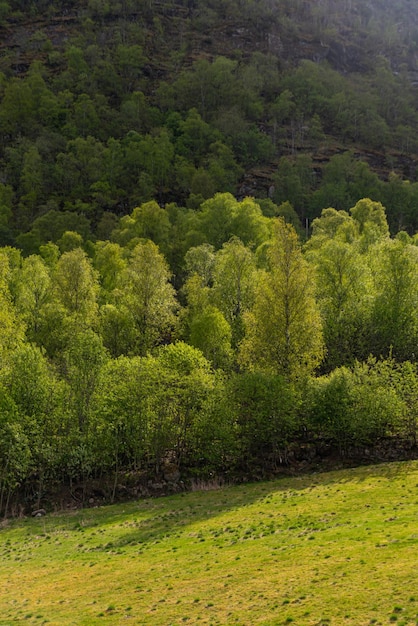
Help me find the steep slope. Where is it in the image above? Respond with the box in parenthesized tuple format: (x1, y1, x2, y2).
(1, 0, 418, 242)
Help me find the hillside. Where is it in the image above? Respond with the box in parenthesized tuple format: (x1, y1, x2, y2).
(1, 0, 418, 245)
(1, 460, 418, 625)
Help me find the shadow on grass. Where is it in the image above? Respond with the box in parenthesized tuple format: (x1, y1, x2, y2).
(62, 459, 418, 553)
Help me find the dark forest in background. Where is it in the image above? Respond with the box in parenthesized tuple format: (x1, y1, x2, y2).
(1, 0, 418, 246)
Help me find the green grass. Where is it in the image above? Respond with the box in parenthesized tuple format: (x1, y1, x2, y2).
(1, 461, 418, 625)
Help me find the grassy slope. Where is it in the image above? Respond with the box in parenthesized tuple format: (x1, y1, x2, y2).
(1, 461, 418, 625)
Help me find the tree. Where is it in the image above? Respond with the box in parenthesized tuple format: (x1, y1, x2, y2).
(0, 389, 30, 517)
(230, 372, 299, 470)
(0, 78, 35, 138)
(176, 108, 221, 166)
(350, 197, 389, 251)
(134, 129, 175, 200)
(0, 183, 14, 245)
(230, 197, 270, 248)
(0, 251, 25, 367)
(63, 329, 108, 433)
(382, 172, 416, 234)
(14, 254, 51, 343)
(184, 243, 216, 287)
(115, 44, 144, 92)
(153, 342, 223, 468)
(368, 238, 418, 360)
(212, 237, 257, 348)
(189, 306, 233, 369)
(307, 361, 404, 453)
(0, 343, 69, 502)
(307, 238, 373, 369)
(310, 155, 382, 214)
(121, 240, 178, 355)
(170, 57, 239, 120)
(17, 144, 44, 229)
(91, 342, 228, 486)
(194, 192, 235, 248)
(93, 241, 126, 296)
(270, 89, 295, 146)
(206, 141, 243, 193)
(239, 218, 324, 379)
(57, 230, 84, 253)
(52, 247, 99, 327)
(91, 355, 154, 492)
(99, 303, 136, 357)
(309, 207, 357, 244)
(195, 193, 269, 249)
(16, 210, 91, 255)
(273, 155, 314, 213)
(54, 136, 106, 199)
(180, 243, 216, 333)
(113, 200, 171, 252)
(381, 360, 418, 445)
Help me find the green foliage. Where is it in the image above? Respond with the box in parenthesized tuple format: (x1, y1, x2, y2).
(92, 342, 227, 475)
(0, 343, 69, 490)
(368, 238, 418, 359)
(63, 329, 108, 433)
(112, 201, 171, 252)
(189, 306, 233, 370)
(194, 193, 269, 250)
(273, 156, 314, 214)
(211, 237, 257, 348)
(307, 360, 404, 451)
(91, 355, 151, 474)
(306, 236, 373, 369)
(14, 254, 51, 343)
(309, 207, 356, 243)
(152, 342, 227, 469)
(167, 57, 240, 120)
(311, 155, 382, 215)
(121, 240, 178, 355)
(0, 251, 25, 365)
(230, 372, 299, 468)
(2, 0, 418, 497)
(0, 191, 417, 495)
(184, 243, 215, 286)
(0, 388, 30, 515)
(52, 247, 99, 327)
(350, 198, 389, 249)
(240, 219, 324, 379)
(0, 1, 416, 244)
(379, 360, 418, 444)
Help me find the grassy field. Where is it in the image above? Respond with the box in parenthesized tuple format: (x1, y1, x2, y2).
(1, 461, 418, 625)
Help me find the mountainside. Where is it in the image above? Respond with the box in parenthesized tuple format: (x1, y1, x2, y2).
(1, 0, 418, 243)
(6, 1, 418, 74)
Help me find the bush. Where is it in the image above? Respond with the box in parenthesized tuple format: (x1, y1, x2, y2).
(306, 361, 404, 451)
(229, 371, 299, 469)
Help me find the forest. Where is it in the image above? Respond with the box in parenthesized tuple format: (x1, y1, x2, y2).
(2, 0, 418, 514)
(2, 195, 418, 515)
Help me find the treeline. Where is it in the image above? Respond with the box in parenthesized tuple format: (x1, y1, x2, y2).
(1, 0, 418, 249)
(2, 193, 418, 514)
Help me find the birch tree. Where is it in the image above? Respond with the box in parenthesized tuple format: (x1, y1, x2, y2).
(239, 218, 324, 379)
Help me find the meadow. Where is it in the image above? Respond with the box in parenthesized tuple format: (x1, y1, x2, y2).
(1, 461, 418, 625)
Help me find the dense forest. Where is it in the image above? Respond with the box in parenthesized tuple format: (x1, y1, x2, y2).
(2, 0, 418, 514)
(2, 0, 418, 243)
(2, 196, 418, 515)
